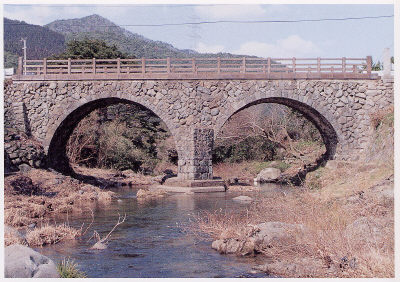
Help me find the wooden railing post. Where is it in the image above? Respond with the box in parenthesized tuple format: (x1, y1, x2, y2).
(17, 57, 23, 75)
(292, 57, 296, 72)
(292, 57, 296, 76)
(366, 56, 372, 77)
(267, 57, 271, 74)
(167, 57, 171, 73)
(117, 58, 121, 74)
(242, 57, 246, 73)
(68, 58, 71, 74)
(342, 57, 346, 73)
(92, 58, 96, 74)
(317, 57, 321, 75)
(217, 57, 221, 73)
(43, 58, 47, 75)
(192, 58, 196, 74)
(141, 58, 145, 73)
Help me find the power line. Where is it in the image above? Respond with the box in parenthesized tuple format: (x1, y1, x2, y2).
(5, 4, 218, 8)
(4, 14, 394, 28)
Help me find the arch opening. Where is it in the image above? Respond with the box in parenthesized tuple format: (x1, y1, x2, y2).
(213, 97, 338, 182)
(47, 98, 178, 176)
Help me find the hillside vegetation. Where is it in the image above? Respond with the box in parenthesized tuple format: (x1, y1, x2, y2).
(4, 18, 65, 60)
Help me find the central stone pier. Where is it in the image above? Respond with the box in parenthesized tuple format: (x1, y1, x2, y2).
(159, 128, 226, 192)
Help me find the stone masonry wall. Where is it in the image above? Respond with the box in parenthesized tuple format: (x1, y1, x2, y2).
(4, 79, 393, 179)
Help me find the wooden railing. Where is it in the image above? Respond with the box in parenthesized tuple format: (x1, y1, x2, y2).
(15, 56, 375, 80)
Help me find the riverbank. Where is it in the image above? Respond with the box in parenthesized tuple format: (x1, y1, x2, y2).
(194, 160, 393, 278)
(4, 166, 158, 247)
(193, 108, 394, 278)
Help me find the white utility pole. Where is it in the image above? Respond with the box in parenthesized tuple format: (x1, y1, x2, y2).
(21, 38, 27, 75)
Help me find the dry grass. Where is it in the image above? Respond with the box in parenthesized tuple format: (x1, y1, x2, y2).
(73, 165, 155, 185)
(25, 224, 81, 247)
(369, 106, 394, 129)
(213, 141, 324, 182)
(213, 161, 287, 180)
(4, 169, 117, 228)
(192, 161, 394, 278)
(4, 229, 26, 246)
(305, 161, 393, 200)
(153, 161, 178, 176)
(4, 234, 26, 246)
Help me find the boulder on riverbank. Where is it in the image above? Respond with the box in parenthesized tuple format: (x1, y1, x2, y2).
(5, 244, 60, 278)
(211, 221, 306, 256)
(256, 168, 281, 183)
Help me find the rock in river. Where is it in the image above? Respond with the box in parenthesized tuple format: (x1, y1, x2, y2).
(232, 196, 253, 203)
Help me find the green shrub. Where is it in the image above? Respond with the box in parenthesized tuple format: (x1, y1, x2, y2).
(57, 258, 87, 278)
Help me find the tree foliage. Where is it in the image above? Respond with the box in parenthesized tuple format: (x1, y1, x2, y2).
(67, 103, 170, 173)
(51, 38, 133, 59)
(4, 51, 19, 69)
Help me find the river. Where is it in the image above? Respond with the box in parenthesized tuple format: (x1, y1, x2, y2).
(37, 184, 289, 278)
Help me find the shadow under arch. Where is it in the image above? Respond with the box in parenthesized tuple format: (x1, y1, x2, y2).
(47, 97, 177, 177)
(215, 97, 339, 162)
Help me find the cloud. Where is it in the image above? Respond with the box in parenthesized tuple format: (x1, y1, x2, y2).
(4, 6, 56, 25)
(233, 35, 321, 58)
(195, 42, 225, 54)
(194, 5, 266, 19)
(4, 5, 95, 25)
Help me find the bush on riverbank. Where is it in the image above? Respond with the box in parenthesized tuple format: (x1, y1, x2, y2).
(26, 224, 81, 247)
(57, 258, 87, 278)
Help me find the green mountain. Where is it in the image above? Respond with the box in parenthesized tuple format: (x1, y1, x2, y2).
(45, 14, 245, 59)
(4, 18, 66, 60)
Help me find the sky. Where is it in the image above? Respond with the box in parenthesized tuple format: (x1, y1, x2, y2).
(3, 3, 394, 62)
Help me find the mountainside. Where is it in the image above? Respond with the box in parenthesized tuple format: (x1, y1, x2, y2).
(45, 14, 244, 59)
(4, 18, 66, 60)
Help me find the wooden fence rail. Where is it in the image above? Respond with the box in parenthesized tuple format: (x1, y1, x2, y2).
(15, 56, 375, 80)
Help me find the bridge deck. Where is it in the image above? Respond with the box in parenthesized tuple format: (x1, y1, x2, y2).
(13, 56, 376, 80)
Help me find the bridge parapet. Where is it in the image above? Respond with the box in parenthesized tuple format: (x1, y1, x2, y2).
(13, 56, 376, 81)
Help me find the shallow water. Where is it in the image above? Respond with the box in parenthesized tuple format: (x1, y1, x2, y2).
(38, 183, 289, 278)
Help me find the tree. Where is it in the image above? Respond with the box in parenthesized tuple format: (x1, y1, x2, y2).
(52, 38, 133, 59)
(215, 104, 324, 164)
(372, 60, 382, 71)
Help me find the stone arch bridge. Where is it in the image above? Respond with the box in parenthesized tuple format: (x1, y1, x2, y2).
(4, 57, 393, 180)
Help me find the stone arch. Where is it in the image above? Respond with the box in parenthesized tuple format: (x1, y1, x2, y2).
(46, 96, 178, 174)
(214, 96, 339, 160)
